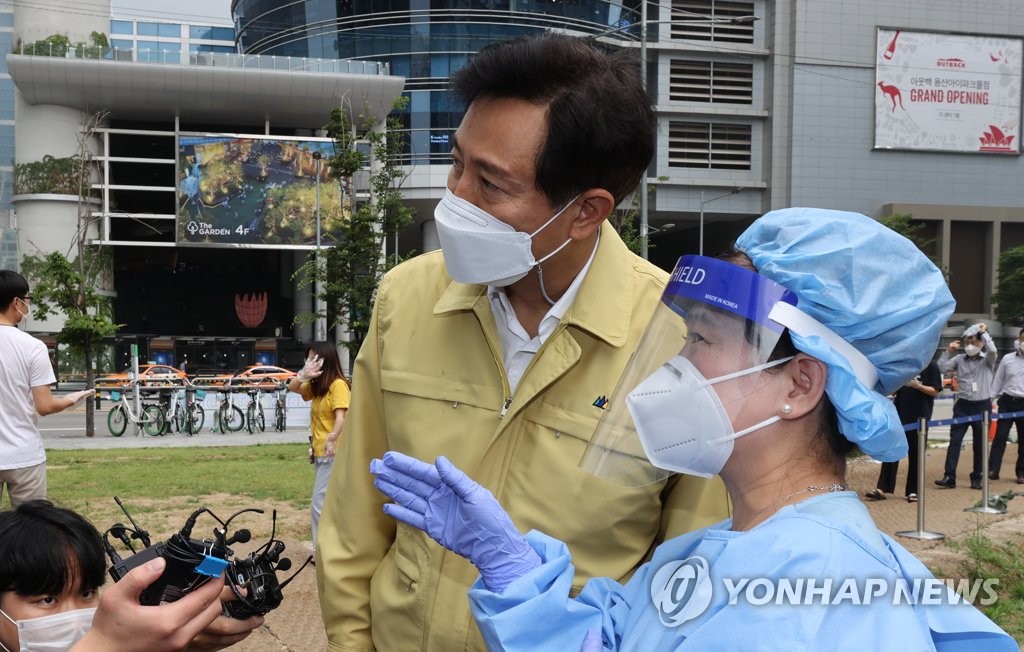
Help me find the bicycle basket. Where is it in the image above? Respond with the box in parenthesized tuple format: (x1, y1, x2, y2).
(111, 391, 121, 401)
(196, 389, 207, 400)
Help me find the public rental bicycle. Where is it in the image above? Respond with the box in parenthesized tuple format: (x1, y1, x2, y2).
(212, 388, 245, 433)
(244, 387, 266, 434)
(163, 386, 206, 436)
(107, 382, 166, 437)
(273, 381, 288, 432)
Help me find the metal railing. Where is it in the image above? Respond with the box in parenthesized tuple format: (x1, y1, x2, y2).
(15, 43, 390, 76)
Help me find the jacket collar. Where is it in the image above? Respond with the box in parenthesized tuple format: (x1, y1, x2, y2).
(433, 225, 640, 348)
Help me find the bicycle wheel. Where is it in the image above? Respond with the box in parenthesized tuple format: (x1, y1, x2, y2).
(223, 404, 245, 432)
(173, 406, 186, 432)
(255, 402, 266, 432)
(107, 405, 128, 437)
(246, 403, 256, 434)
(143, 404, 167, 437)
(187, 403, 205, 435)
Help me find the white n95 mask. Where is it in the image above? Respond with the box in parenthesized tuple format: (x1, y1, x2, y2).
(0, 606, 96, 652)
(964, 344, 981, 357)
(434, 189, 577, 286)
(625, 355, 790, 478)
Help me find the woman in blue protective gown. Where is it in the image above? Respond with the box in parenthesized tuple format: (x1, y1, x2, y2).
(370, 207, 1017, 651)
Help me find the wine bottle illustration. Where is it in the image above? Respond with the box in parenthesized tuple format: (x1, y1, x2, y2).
(883, 31, 900, 60)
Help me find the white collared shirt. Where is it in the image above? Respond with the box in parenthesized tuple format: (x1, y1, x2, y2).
(488, 230, 600, 394)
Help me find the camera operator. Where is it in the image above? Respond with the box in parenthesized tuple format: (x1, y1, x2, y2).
(0, 500, 261, 652)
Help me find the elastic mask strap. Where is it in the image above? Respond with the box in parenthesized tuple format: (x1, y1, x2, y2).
(0, 608, 14, 627)
(709, 415, 782, 446)
(528, 194, 581, 238)
(705, 355, 795, 386)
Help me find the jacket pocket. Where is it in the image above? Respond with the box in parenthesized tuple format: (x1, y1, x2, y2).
(380, 368, 504, 461)
(369, 524, 431, 649)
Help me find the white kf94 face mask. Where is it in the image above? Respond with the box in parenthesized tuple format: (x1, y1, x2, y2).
(434, 189, 578, 286)
(625, 355, 792, 478)
(0, 606, 96, 652)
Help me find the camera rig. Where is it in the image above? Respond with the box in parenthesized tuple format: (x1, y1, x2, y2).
(103, 496, 312, 619)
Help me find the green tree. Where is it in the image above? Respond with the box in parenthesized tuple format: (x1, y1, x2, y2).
(295, 97, 414, 359)
(993, 246, 1024, 326)
(19, 111, 119, 437)
(880, 212, 939, 263)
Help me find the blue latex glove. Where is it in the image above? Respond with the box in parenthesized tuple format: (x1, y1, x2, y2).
(370, 451, 541, 593)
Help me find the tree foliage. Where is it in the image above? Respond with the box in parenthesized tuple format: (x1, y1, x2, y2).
(880, 212, 944, 274)
(295, 97, 414, 359)
(993, 246, 1024, 326)
(19, 111, 117, 436)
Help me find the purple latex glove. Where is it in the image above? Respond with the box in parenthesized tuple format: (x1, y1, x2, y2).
(370, 451, 541, 593)
(580, 629, 604, 652)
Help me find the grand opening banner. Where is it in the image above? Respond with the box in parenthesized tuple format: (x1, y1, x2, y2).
(177, 135, 344, 247)
(874, 29, 1021, 154)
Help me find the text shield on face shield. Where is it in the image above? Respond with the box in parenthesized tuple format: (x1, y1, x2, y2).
(579, 256, 798, 487)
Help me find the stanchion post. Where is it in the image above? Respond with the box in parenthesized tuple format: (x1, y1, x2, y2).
(965, 409, 1006, 514)
(897, 417, 945, 541)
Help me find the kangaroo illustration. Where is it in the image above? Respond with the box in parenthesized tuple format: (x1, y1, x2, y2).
(877, 82, 905, 112)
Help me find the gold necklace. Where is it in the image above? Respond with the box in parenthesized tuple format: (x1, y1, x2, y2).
(734, 483, 847, 531)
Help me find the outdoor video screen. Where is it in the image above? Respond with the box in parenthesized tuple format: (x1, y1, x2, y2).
(177, 135, 344, 248)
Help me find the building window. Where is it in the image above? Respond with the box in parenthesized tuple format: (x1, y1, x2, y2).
(668, 121, 751, 169)
(669, 0, 756, 44)
(669, 60, 753, 103)
(111, 19, 133, 35)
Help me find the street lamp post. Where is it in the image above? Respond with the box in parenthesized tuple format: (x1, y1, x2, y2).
(699, 188, 742, 256)
(312, 151, 326, 342)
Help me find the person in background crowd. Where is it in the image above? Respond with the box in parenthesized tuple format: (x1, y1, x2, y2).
(286, 342, 350, 546)
(935, 323, 997, 489)
(865, 360, 941, 502)
(988, 326, 1024, 483)
(0, 271, 93, 506)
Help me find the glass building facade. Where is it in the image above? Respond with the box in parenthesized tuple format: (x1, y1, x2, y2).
(232, 1, 644, 164)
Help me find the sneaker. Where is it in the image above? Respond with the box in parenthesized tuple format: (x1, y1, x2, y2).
(1017, 476, 1024, 484)
(934, 476, 956, 489)
(970, 480, 983, 490)
(989, 471, 1000, 480)
(906, 493, 918, 503)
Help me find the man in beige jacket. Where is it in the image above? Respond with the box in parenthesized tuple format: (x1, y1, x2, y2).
(316, 33, 730, 651)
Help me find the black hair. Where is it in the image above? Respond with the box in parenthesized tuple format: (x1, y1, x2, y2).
(0, 270, 29, 312)
(0, 501, 106, 598)
(451, 33, 655, 208)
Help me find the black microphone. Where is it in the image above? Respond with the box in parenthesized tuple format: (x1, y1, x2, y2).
(276, 558, 292, 572)
(225, 529, 252, 546)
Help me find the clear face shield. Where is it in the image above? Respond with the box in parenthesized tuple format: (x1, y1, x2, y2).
(580, 256, 799, 487)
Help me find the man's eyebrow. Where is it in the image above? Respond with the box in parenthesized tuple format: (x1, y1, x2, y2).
(449, 133, 517, 184)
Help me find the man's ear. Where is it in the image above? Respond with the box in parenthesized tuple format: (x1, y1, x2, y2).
(780, 354, 828, 419)
(568, 188, 615, 240)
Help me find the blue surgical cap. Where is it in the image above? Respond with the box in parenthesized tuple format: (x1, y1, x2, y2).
(736, 208, 955, 461)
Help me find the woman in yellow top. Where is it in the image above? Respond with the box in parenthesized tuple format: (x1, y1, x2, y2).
(288, 342, 351, 544)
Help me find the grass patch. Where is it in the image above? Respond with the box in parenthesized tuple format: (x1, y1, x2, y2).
(942, 527, 1024, 641)
(43, 444, 315, 541)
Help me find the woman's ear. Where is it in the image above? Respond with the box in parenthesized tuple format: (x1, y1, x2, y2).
(568, 188, 615, 240)
(780, 354, 827, 419)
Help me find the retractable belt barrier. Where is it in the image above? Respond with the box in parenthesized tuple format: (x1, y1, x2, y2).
(896, 409, 1020, 541)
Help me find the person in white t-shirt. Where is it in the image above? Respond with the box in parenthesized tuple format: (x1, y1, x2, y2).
(0, 271, 92, 506)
